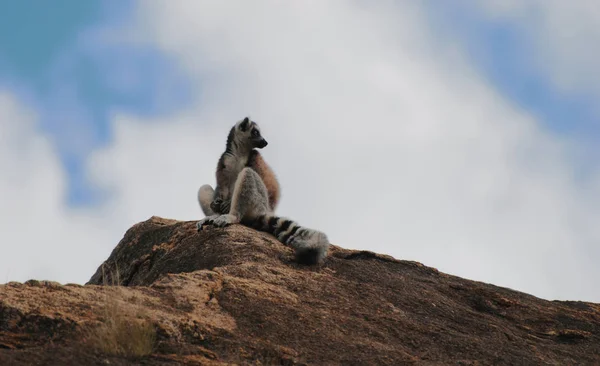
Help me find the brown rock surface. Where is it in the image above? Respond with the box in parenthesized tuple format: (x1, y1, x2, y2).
(1, 216, 599, 365)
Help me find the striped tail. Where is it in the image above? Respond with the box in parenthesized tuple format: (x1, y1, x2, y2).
(242, 214, 330, 265)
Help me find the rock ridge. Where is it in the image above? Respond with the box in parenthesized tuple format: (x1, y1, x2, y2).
(1, 216, 598, 365)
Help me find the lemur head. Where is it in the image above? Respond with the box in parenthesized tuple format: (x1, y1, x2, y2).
(236, 117, 268, 149)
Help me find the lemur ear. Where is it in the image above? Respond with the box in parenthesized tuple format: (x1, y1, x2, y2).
(240, 117, 250, 131)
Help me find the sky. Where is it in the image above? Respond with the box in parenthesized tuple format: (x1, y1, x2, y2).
(1, 1, 599, 303)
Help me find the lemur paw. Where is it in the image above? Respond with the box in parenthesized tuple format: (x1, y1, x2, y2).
(196, 215, 220, 231)
(211, 199, 231, 215)
(210, 198, 222, 213)
(211, 214, 237, 228)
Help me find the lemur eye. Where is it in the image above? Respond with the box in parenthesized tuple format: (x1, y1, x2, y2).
(252, 129, 259, 136)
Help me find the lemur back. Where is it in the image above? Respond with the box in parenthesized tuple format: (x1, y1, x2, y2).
(198, 117, 280, 216)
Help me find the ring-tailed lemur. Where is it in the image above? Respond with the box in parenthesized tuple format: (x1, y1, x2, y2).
(198, 117, 280, 217)
(197, 167, 330, 265)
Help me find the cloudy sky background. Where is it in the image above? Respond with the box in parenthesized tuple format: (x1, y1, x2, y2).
(2, 1, 599, 302)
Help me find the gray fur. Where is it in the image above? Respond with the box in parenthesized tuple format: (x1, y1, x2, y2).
(197, 168, 330, 265)
(198, 184, 216, 216)
(198, 117, 267, 217)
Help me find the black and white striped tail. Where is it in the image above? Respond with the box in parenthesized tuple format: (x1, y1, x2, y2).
(242, 214, 329, 265)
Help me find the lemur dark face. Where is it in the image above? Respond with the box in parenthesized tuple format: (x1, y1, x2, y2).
(239, 117, 268, 149)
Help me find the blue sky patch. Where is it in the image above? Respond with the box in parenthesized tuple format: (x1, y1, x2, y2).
(424, 1, 599, 179)
(0, 0, 194, 206)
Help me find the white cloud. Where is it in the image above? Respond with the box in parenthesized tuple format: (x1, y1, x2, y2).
(471, 0, 600, 97)
(84, 0, 600, 301)
(0, 92, 118, 284)
(3, 1, 599, 303)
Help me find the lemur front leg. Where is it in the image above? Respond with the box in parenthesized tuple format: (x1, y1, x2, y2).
(209, 184, 226, 211)
(208, 153, 233, 215)
(197, 167, 270, 230)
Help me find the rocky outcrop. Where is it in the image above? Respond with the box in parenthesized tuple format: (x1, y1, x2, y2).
(1, 216, 599, 365)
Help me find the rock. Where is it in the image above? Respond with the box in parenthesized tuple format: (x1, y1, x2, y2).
(1, 216, 599, 365)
